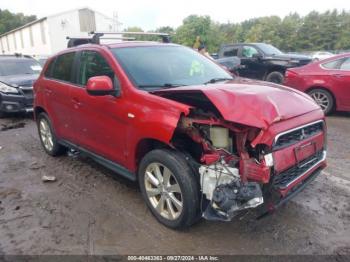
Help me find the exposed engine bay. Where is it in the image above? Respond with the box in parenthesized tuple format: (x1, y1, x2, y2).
(167, 93, 274, 221)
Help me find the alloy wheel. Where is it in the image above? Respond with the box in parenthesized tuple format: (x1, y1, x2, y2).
(39, 118, 54, 152)
(310, 91, 330, 112)
(144, 163, 183, 220)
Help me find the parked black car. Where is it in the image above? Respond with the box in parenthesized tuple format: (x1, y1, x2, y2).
(218, 43, 312, 83)
(0, 54, 42, 117)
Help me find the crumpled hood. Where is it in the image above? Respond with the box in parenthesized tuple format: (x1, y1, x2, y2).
(152, 78, 321, 129)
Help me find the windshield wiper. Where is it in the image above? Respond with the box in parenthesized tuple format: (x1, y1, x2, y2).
(204, 77, 233, 85)
(138, 83, 187, 89)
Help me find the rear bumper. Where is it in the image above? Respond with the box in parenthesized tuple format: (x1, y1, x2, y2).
(0, 92, 33, 113)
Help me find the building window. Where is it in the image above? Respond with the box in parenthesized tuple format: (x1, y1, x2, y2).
(20, 30, 24, 48)
(29, 27, 34, 47)
(13, 34, 17, 50)
(79, 8, 96, 32)
(6, 36, 10, 51)
(40, 22, 46, 44)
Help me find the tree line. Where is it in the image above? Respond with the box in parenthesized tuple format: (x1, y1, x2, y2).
(1, 8, 349, 53)
(126, 9, 350, 53)
(0, 9, 36, 35)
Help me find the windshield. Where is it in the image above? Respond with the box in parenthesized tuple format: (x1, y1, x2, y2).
(0, 59, 42, 76)
(112, 46, 233, 89)
(256, 43, 283, 56)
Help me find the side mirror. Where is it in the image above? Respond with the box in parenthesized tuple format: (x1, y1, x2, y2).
(86, 76, 115, 96)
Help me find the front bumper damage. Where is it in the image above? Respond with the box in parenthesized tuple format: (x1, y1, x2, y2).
(199, 161, 264, 221)
(197, 150, 327, 222)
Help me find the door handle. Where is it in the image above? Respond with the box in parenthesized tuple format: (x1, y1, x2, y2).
(333, 74, 345, 78)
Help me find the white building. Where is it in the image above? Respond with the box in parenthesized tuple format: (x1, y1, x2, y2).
(0, 7, 121, 57)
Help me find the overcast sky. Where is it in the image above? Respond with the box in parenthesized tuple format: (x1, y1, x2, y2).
(2, 0, 350, 30)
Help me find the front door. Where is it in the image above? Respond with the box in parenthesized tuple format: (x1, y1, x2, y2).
(238, 45, 264, 80)
(69, 50, 128, 165)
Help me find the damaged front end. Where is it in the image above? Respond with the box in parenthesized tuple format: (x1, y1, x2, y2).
(173, 111, 273, 221)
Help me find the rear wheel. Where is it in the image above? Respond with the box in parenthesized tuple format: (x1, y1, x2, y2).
(307, 89, 334, 115)
(138, 149, 200, 229)
(266, 71, 284, 84)
(37, 112, 66, 156)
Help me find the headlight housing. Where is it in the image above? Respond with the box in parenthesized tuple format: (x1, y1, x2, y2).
(0, 82, 19, 94)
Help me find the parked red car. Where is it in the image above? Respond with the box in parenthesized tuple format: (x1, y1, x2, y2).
(284, 53, 350, 114)
(34, 34, 327, 229)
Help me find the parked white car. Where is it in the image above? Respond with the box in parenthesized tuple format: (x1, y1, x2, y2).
(312, 51, 334, 61)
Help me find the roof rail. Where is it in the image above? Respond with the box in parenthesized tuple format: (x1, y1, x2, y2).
(90, 31, 171, 44)
(66, 36, 135, 48)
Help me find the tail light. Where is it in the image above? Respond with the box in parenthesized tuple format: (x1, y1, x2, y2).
(285, 70, 298, 78)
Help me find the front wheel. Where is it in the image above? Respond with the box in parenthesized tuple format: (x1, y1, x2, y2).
(266, 71, 284, 84)
(138, 149, 200, 229)
(307, 89, 334, 115)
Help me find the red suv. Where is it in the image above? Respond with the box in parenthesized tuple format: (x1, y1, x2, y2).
(34, 38, 327, 229)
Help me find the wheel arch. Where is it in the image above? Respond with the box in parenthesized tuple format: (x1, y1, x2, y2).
(134, 138, 173, 172)
(34, 106, 47, 120)
(264, 66, 286, 80)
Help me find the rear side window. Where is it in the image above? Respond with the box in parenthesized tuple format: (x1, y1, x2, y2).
(77, 51, 115, 86)
(223, 46, 239, 57)
(51, 52, 75, 82)
(44, 58, 56, 78)
(340, 58, 350, 71)
(322, 58, 343, 70)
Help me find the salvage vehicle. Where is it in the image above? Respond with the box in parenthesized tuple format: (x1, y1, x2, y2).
(217, 43, 312, 84)
(0, 54, 42, 117)
(284, 53, 350, 114)
(34, 32, 327, 229)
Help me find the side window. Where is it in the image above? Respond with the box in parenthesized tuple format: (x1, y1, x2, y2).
(51, 52, 75, 82)
(223, 46, 239, 57)
(242, 46, 259, 58)
(322, 59, 343, 70)
(339, 58, 350, 71)
(78, 51, 115, 86)
(44, 58, 56, 78)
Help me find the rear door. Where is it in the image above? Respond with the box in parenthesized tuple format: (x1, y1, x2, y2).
(41, 52, 77, 140)
(69, 49, 128, 165)
(335, 57, 350, 110)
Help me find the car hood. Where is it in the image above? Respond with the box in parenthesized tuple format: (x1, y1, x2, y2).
(0, 74, 39, 87)
(267, 53, 311, 61)
(152, 78, 320, 129)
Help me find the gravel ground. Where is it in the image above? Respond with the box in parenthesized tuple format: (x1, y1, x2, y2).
(0, 113, 349, 255)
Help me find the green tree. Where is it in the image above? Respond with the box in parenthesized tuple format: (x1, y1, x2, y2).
(0, 9, 36, 35)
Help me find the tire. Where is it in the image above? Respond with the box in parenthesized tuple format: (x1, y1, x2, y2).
(266, 71, 284, 84)
(307, 89, 334, 115)
(37, 112, 66, 156)
(138, 149, 200, 229)
(0, 110, 5, 118)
